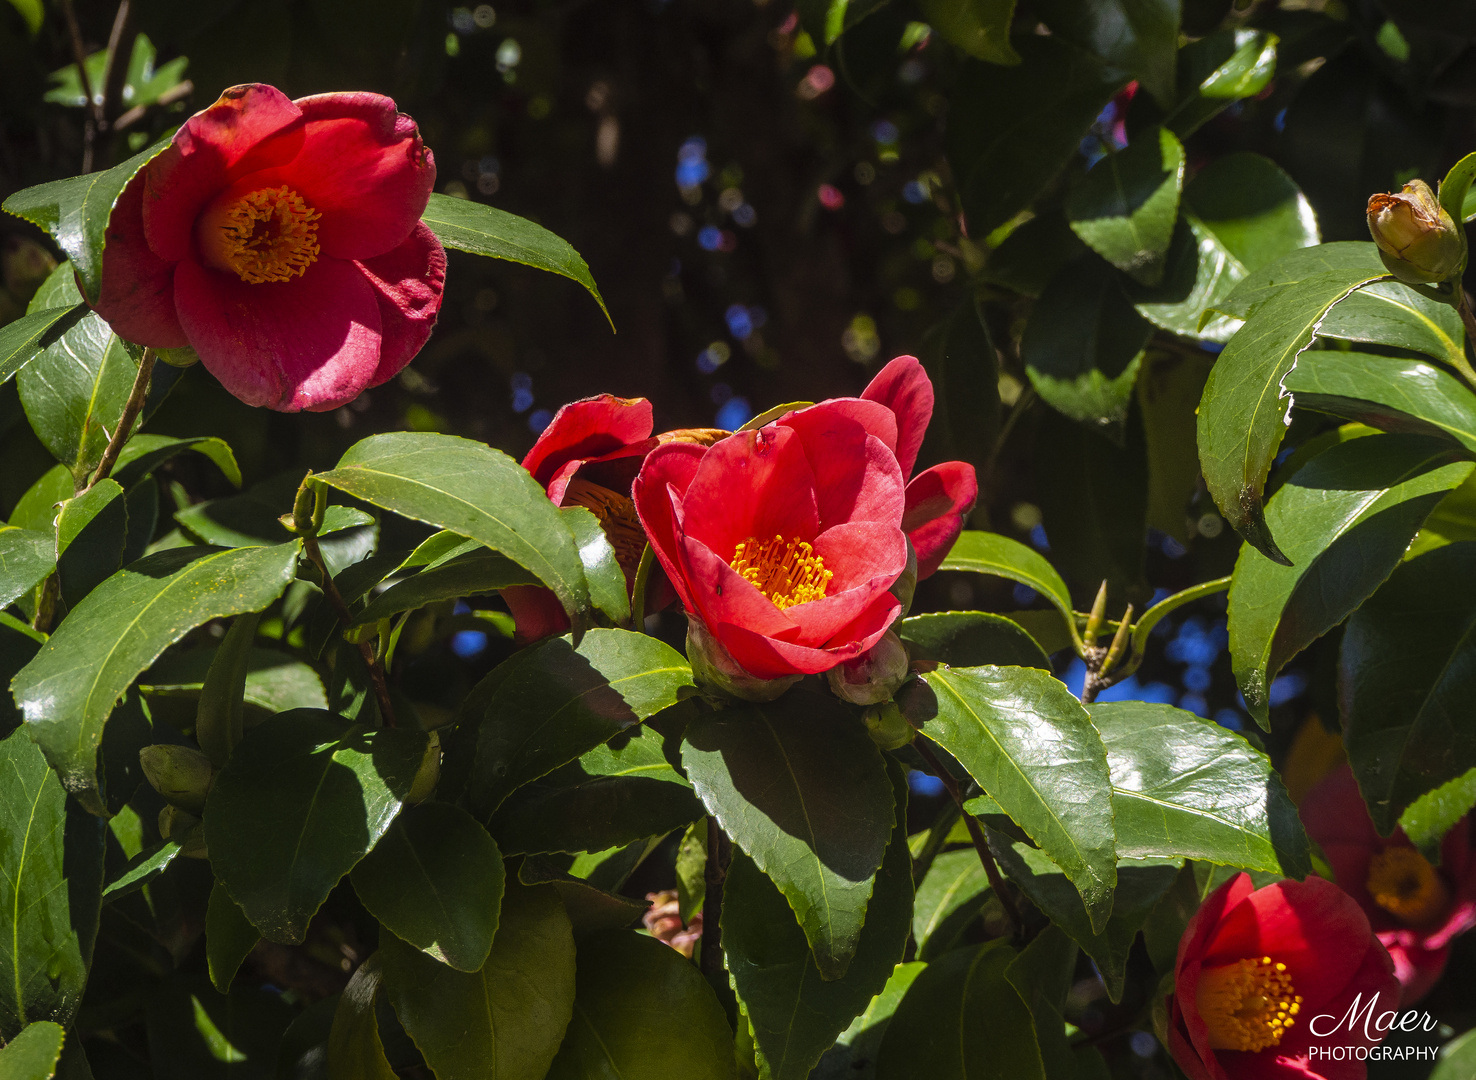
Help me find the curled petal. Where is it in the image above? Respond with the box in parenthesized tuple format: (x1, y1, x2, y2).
(713, 591, 900, 678)
(778, 406, 905, 530)
(93, 171, 188, 346)
(677, 533, 798, 641)
(525, 394, 656, 488)
(861, 354, 934, 478)
(501, 585, 570, 645)
(356, 222, 446, 388)
(632, 441, 708, 612)
(904, 461, 979, 578)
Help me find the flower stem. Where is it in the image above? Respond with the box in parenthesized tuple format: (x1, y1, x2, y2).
(699, 815, 730, 980)
(87, 347, 155, 493)
(629, 543, 655, 631)
(303, 532, 398, 729)
(913, 738, 1025, 939)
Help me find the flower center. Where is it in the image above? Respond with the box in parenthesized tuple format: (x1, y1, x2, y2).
(562, 477, 646, 577)
(198, 185, 321, 284)
(1366, 847, 1450, 927)
(1196, 956, 1303, 1053)
(731, 534, 832, 610)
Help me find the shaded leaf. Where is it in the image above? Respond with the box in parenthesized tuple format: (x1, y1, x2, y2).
(144, 974, 294, 1080)
(112, 434, 241, 491)
(205, 879, 259, 995)
(812, 962, 926, 1080)
(353, 548, 537, 626)
(1036, 0, 1180, 106)
(0, 1020, 65, 1079)
(920, 0, 1018, 65)
(918, 300, 1000, 472)
(54, 479, 126, 610)
(518, 856, 653, 936)
(1164, 28, 1277, 137)
(1067, 128, 1185, 285)
(898, 611, 1051, 670)
(328, 954, 396, 1080)
(1138, 351, 1213, 541)
(910, 849, 989, 960)
(101, 837, 182, 902)
(1004, 926, 1078, 1080)
(0, 304, 86, 386)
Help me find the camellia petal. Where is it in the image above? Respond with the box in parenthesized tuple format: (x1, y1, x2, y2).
(712, 592, 899, 678)
(95, 172, 189, 347)
(524, 395, 655, 488)
(861, 353, 934, 478)
(904, 461, 980, 578)
(678, 425, 821, 560)
(356, 222, 448, 388)
(778, 406, 905, 529)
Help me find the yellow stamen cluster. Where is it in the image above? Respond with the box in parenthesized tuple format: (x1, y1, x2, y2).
(731, 534, 832, 610)
(563, 477, 646, 575)
(1196, 956, 1302, 1053)
(210, 185, 321, 284)
(1366, 847, 1451, 927)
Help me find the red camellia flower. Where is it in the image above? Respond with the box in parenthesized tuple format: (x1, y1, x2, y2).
(632, 356, 977, 681)
(93, 83, 444, 412)
(1168, 873, 1398, 1080)
(1300, 764, 1476, 1004)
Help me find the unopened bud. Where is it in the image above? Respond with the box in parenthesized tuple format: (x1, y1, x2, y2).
(158, 805, 207, 856)
(889, 542, 918, 616)
(827, 631, 910, 706)
(140, 744, 214, 814)
(686, 618, 801, 703)
(156, 345, 200, 368)
(862, 700, 914, 750)
(1367, 180, 1464, 285)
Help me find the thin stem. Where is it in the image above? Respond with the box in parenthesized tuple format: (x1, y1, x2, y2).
(629, 543, 655, 631)
(32, 574, 59, 635)
(699, 816, 730, 980)
(59, 0, 103, 172)
(913, 739, 1025, 938)
(303, 532, 398, 729)
(86, 347, 155, 492)
(1455, 290, 1476, 389)
(99, 0, 134, 123)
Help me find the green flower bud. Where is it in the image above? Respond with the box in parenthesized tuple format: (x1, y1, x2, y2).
(1367, 180, 1465, 285)
(139, 744, 215, 814)
(889, 541, 918, 617)
(686, 618, 801, 703)
(827, 630, 909, 706)
(157, 805, 207, 857)
(862, 701, 914, 751)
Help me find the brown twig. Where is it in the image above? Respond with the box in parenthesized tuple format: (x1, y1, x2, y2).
(913, 739, 1026, 938)
(699, 816, 730, 979)
(86, 347, 154, 492)
(99, 0, 135, 125)
(59, 0, 103, 172)
(302, 532, 398, 729)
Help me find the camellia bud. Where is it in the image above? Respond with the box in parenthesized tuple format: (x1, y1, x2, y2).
(862, 700, 914, 750)
(139, 744, 215, 814)
(827, 630, 910, 706)
(1366, 180, 1464, 285)
(889, 541, 918, 616)
(686, 618, 801, 703)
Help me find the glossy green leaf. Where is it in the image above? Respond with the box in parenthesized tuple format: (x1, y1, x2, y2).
(904, 665, 1117, 931)
(9, 465, 74, 532)
(545, 930, 735, 1080)
(1206, 241, 1385, 323)
(1022, 256, 1151, 427)
(1165, 28, 1277, 137)
(328, 954, 397, 1080)
(316, 432, 592, 627)
(948, 37, 1125, 240)
(911, 849, 989, 960)
(175, 473, 373, 550)
(724, 759, 911, 1080)
(205, 880, 259, 995)
(1438, 152, 1476, 230)
(0, 728, 105, 1039)
(353, 548, 537, 626)
(1196, 245, 1390, 561)
(0, 1020, 65, 1079)
(380, 883, 576, 1080)
(112, 434, 241, 490)
(1316, 281, 1465, 367)
(682, 687, 895, 980)
(873, 941, 1044, 1080)
(813, 962, 926, 1080)
(14, 542, 301, 813)
(1342, 543, 1476, 833)
(420, 193, 610, 326)
(0, 525, 54, 610)
(350, 802, 505, 972)
(54, 479, 125, 609)
(1399, 767, 1476, 863)
(1431, 1024, 1476, 1080)
(898, 612, 1051, 670)
(938, 531, 1077, 643)
(1228, 434, 1472, 725)
(1067, 128, 1185, 285)
(919, 0, 1018, 65)
(1035, 0, 1179, 107)
(2, 140, 166, 303)
(0, 304, 86, 386)
(458, 628, 694, 819)
(1284, 352, 1476, 456)
(1004, 926, 1078, 1080)
(1089, 701, 1309, 874)
(561, 505, 631, 625)
(101, 837, 182, 902)
(204, 710, 427, 943)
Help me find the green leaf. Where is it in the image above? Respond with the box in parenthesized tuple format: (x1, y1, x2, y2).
(1207, 241, 1385, 323)
(938, 531, 1078, 645)
(55, 479, 126, 609)
(1227, 434, 1472, 725)
(0, 525, 54, 610)
(45, 34, 187, 112)
(723, 759, 911, 1080)
(458, 628, 694, 819)
(1431, 1025, 1476, 1080)
(328, 954, 397, 1080)
(1399, 767, 1476, 863)
(561, 504, 629, 625)
(813, 962, 925, 1079)
(1137, 352, 1213, 541)
(315, 432, 593, 628)
(141, 646, 328, 716)
(380, 883, 576, 1080)
(195, 611, 259, 768)
(0, 1021, 65, 1079)
(1316, 281, 1465, 368)
(174, 472, 373, 552)
(545, 930, 735, 1080)
(0, 728, 105, 1039)
(350, 802, 506, 973)
(518, 856, 653, 936)
(1004, 926, 1078, 1080)
(420, 193, 610, 327)
(1067, 129, 1185, 285)
(919, 0, 1018, 65)
(1165, 29, 1277, 137)
(144, 975, 294, 1080)
(898, 612, 1051, 670)
(14, 542, 301, 814)
(0, 617, 42, 738)
(1438, 151, 1476, 230)
(1023, 256, 1151, 428)
(1195, 248, 1390, 561)
(101, 837, 182, 902)
(1341, 543, 1476, 833)
(682, 687, 895, 980)
(112, 434, 241, 491)
(9, 465, 73, 532)
(1089, 701, 1309, 874)
(903, 666, 1117, 931)
(918, 300, 1000, 470)
(353, 547, 537, 626)
(1035, 0, 1180, 107)
(204, 710, 427, 943)
(5, 0, 42, 34)
(205, 880, 259, 995)
(948, 37, 1125, 240)
(873, 941, 1044, 1080)
(19, 263, 141, 481)
(0, 304, 87, 386)
(1284, 353, 1476, 457)
(980, 213, 1086, 299)
(911, 849, 989, 960)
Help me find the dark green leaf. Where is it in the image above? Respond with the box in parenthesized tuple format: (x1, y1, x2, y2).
(0, 1020, 65, 1078)
(316, 432, 592, 627)
(353, 548, 537, 626)
(459, 628, 694, 819)
(1284, 352, 1476, 456)
(873, 941, 1044, 1080)
(938, 531, 1077, 643)
(676, 820, 706, 922)
(911, 849, 989, 960)
(1341, 543, 1476, 833)
(0, 525, 54, 610)
(55, 478, 126, 609)
(1138, 352, 1213, 541)
(0, 616, 43, 739)
(919, 0, 1018, 65)
(112, 434, 241, 490)
(120, 477, 158, 566)
(0, 305, 86, 386)
(1089, 700, 1309, 874)
(1316, 281, 1465, 367)
(518, 856, 653, 935)
(918, 300, 1000, 470)
(1195, 246, 1390, 561)
(175, 473, 372, 550)
(1438, 151, 1476, 228)
(14, 542, 300, 813)
(1399, 767, 1476, 862)
(980, 213, 1086, 299)
(1022, 256, 1151, 427)
(1036, 0, 1180, 107)
(195, 611, 259, 767)
(812, 962, 925, 1080)
(380, 883, 576, 1080)
(350, 802, 506, 973)
(1165, 29, 1277, 137)
(1067, 128, 1185, 285)
(1004, 926, 1078, 1080)
(903, 666, 1117, 930)
(205, 879, 259, 995)
(101, 838, 182, 902)
(420, 193, 610, 327)
(544, 931, 735, 1080)
(144, 974, 294, 1080)
(328, 954, 397, 1080)
(0, 728, 105, 1039)
(898, 611, 1051, 670)
(682, 687, 895, 980)
(1227, 434, 1472, 725)
(204, 710, 427, 943)
(141, 646, 328, 716)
